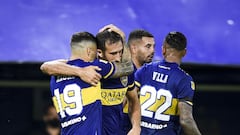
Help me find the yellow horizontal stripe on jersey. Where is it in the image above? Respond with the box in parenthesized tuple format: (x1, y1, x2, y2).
(81, 83, 102, 105)
(52, 83, 101, 113)
(164, 98, 179, 115)
(101, 87, 128, 106)
(140, 94, 179, 116)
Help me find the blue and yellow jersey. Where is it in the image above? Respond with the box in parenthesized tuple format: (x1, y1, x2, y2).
(135, 60, 195, 135)
(121, 64, 137, 134)
(50, 59, 115, 135)
(100, 71, 135, 135)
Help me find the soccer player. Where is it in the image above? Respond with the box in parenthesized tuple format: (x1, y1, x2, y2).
(40, 24, 141, 135)
(46, 31, 134, 135)
(96, 27, 141, 135)
(134, 31, 201, 135)
(121, 29, 155, 134)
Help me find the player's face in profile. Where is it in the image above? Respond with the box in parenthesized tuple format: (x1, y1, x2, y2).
(103, 40, 123, 62)
(136, 37, 155, 63)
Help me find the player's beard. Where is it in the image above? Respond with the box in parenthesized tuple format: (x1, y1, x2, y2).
(145, 53, 154, 63)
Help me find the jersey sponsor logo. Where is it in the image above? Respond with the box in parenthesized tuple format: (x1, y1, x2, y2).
(120, 76, 128, 87)
(101, 88, 128, 105)
(158, 65, 171, 70)
(141, 121, 167, 130)
(61, 116, 87, 128)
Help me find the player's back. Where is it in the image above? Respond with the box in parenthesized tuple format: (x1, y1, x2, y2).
(50, 59, 115, 135)
(135, 60, 194, 135)
(100, 72, 134, 135)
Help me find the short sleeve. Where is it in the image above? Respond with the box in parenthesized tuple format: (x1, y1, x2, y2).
(93, 59, 115, 79)
(177, 75, 195, 104)
(127, 72, 135, 91)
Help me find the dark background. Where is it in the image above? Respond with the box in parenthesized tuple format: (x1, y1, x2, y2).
(1, 63, 240, 135)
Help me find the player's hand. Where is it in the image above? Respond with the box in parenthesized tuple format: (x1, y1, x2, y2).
(98, 24, 126, 41)
(127, 127, 141, 135)
(77, 66, 102, 86)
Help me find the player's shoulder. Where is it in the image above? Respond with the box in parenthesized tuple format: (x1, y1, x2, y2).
(93, 59, 110, 64)
(67, 59, 86, 67)
(175, 66, 193, 80)
(92, 59, 114, 68)
(135, 62, 158, 78)
(141, 61, 159, 69)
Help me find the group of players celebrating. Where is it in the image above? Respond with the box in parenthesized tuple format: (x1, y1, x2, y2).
(40, 24, 201, 135)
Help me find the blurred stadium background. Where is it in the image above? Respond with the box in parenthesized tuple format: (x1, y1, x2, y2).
(0, 0, 240, 134)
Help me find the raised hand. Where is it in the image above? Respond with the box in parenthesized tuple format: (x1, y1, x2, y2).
(98, 24, 126, 42)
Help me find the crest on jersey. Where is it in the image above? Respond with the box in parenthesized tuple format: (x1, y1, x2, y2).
(120, 76, 128, 87)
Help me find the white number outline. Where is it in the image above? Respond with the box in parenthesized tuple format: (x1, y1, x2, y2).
(140, 85, 172, 121)
(54, 84, 83, 118)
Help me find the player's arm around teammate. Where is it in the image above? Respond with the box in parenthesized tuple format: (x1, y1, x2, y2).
(40, 57, 134, 84)
(41, 24, 134, 84)
(40, 60, 102, 86)
(40, 41, 134, 82)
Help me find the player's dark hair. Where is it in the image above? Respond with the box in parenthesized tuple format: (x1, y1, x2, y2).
(96, 29, 123, 52)
(70, 32, 96, 46)
(165, 31, 187, 51)
(128, 29, 154, 45)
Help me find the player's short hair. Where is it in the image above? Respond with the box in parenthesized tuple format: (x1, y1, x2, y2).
(128, 29, 154, 45)
(165, 31, 187, 51)
(70, 32, 96, 46)
(96, 29, 123, 52)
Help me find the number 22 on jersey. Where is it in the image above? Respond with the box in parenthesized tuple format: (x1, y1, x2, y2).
(53, 84, 83, 118)
(140, 85, 173, 121)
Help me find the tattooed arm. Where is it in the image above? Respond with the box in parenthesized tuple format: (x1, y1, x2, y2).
(178, 101, 202, 135)
(111, 44, 133, 77)
(111, 60, 133, 78)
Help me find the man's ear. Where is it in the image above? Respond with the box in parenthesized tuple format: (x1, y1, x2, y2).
(97, 49, 103, 58)
(181, 48, 187, 57)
